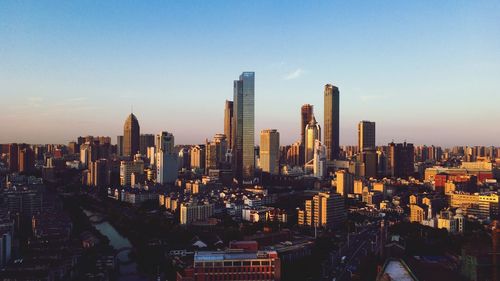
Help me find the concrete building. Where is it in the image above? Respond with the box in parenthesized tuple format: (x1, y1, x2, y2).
(123, 113, 140, 157)
(180, 202, 214, 225)
(260, 129, 280, 175)
(304, 115, 321, 165)
(156, 132, 178, 184)
(119, 159, 144, 186)
(324, 84, 340, 161)
(224, 100, 234, 148)
(232, 72, 255, 183)
(336, 170, 354, 197)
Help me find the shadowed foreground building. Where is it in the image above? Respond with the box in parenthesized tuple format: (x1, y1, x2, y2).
(177, 250, 281, 281)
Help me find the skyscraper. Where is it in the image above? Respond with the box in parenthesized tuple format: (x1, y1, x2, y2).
(156, 131, 177, 184)
(205, 134, 228, 174)
(116, 135, 124, 156)
(305, 116, 321, 164)
(139, 134, 155, 155)
(232, 72, 255, 183)
(260, 129, 280, 175)
(324, 84, 340, 160)
(358, 121, 376, 152)
(123, 113, 140, 157)
(389, 141, 415, 178)
(300, 104, 314, 165)
(224, 100, 234, 148)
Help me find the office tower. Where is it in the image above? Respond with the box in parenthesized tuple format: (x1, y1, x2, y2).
(286, 141, 302, 167)
(89, 159, 108, 187)
(389, 142, 415, 178)
(190, 145, 206, 171)
(18, 146, 34, 174)
(3, 185, 43, 218)
(232, 72, 255, 183)
(178, 147, 191, 170)
(139, 134, 155, 155)
(8, 144, 18, 172)
(123, 113, 140, 157)
(361, 150, 378, 178)
(313, 140, 326, 178)
(224, 100, 234, 148)
(205, 134, 228, 174)
(305, 115, 321, 164)
(116, 135, 124, 156)
(300, 104, 314, 165)
(156, 131, 177, 184)
(358, 121, 376, 152)
(336, 170, 354, 197)
(119, 159, 144, 186)
(260, 129, 280, 175)
(324, 84, 340, 160)
(68, 142, 78, 155)
(298, 192, 346, 229)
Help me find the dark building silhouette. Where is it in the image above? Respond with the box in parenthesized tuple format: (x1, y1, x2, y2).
(389, 142, 414, 178)
(8, 143, 19, 172)
(139, 134, 155, 155)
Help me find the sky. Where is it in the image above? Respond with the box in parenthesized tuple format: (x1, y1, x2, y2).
(1, 0, 499, 147)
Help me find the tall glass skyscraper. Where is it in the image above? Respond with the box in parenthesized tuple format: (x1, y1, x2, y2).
(232, 72, 255, 183)
(324, 84, 340, 161)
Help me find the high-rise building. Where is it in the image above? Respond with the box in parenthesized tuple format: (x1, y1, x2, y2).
(205, 134, 228, 174)
(119, 159, 144, 186)
(190, 145, 205, 171)
(18, 146, 35, 174)
(156, 131, 177, 184)
(286, 141, 302, 167)
(389, 142, 415, 178)
(300, 104, 314, 165)
(358, 121, 376, 152)
(313, 140, 327, 178)
(180, 202, 214, 225)
(89, 159, 108, 187)
(260, 129, 280, 175)
(224, 100, 234, 148)
(232, 72, 255, 183)
(305, 116, 321, 164)
(139, 134, 155, 155)
(116, 135, 124, 156)
(123, 113, 140, 157)
(324, 84, 340, 160)
(298, 192, 346, 229)
(8, 144, 18, 172)
(336, 170, 354, 197)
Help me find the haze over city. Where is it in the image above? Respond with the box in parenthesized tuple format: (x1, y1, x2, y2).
(1, 0, 499, 146)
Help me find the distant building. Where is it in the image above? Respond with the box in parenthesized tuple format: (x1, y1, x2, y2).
(123, 113, 140, 157)
(336, 170, 354, 197)
(180, 202, 214, 225)
(190, 145, 205, 171)
(358, 121, 376, 152)
(156, 132, 177, 184)
(260, 129, 280, 175)
(139, 134, 155, 155)
(224, 100, 234, 148)
(304, 116, 321, 165)
(298, 192, 346, 229)
(324, 84, 340, 161)
(205, 134, 228, 174)
(389, 141, 414, 178)
(120, 159, 144, 186)
(300, 104, 314, 165)
(232, 72, 255, 183)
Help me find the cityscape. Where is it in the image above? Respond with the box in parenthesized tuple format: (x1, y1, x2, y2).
(1, 1, 499, 281)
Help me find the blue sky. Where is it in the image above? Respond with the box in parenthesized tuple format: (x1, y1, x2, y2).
(1, 0, 499, 146)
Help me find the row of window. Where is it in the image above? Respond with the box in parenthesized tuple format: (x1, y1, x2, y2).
(195, 260, 272, 267)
